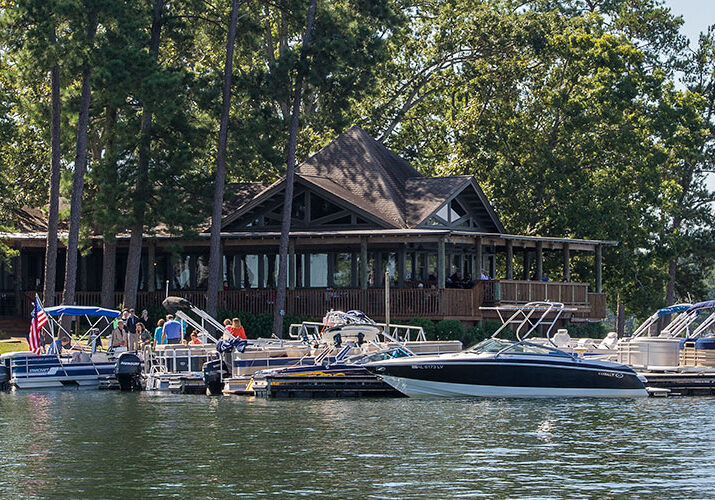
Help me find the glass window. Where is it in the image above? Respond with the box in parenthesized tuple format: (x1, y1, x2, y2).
(292, 192, 305, 219)
(385, 252, 397, 285)
(310, 253, 328, 287)
(334, 253, 352, 288)
(196, 254, 209, 289)
(450, 200, 467, 221)
(243, 255, 258, 288)
(173, 255, 191, 290)
(436, 205, 449, 221)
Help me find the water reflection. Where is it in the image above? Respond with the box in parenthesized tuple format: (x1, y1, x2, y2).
(1, 393, 714, 498)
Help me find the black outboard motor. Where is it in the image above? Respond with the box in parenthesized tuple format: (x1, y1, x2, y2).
(0, 361, 10, 391)
(203, 358, 230, 396)
(115, 352, 143, 391)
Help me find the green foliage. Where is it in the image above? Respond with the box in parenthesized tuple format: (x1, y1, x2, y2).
(435, 320, 464, 341)
(407, 317, 436, 340)
(566, 322, 607, 339)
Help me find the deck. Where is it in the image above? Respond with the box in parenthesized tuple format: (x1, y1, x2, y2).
(15, 280, 606, 322)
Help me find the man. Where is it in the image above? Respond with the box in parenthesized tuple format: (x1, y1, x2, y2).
(126, 308, 139, 334)
(111, 320, 128, 349)
(162, 314, 183, 345)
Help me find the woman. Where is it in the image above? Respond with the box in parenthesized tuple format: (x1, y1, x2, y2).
(153, 319, 165, 348)
(189, 330, 202, 345)
(136, 323, 151, 349)
(227, 318, 247, 339)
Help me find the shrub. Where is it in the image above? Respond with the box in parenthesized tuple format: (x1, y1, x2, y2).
(435, 320, 464, 341)
(462, 325, 489, 348)
(408, 317, 436, 340)
(566, 322, 607, 339)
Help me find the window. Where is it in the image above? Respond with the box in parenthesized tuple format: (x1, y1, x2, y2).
(310, 254, 328, 287)
(292, 193, 305, 219)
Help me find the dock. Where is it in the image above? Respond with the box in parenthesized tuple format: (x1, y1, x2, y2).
(250, 374, 401, 399)
(642, 371, 715, 396)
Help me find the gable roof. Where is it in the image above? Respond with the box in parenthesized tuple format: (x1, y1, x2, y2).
(220, 125, 504, 233)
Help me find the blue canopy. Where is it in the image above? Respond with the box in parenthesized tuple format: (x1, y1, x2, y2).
(686, 301, 715, 313)
(657, 304, 692, 317)
(43, 305, 121, 318)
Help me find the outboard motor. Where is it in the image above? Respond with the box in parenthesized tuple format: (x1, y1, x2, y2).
(115, 352, 143, 391)
(203, 358, 230, 396)
(0, 361, 10, 391)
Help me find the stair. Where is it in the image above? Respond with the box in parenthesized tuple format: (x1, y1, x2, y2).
(0, 317, 28, 339)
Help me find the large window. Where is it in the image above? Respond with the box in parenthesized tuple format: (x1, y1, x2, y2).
(310, 253, 328, 287)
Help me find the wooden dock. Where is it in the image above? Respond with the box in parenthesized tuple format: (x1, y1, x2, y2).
(642, 371, 715, 396)
(251, 374, 401, 399)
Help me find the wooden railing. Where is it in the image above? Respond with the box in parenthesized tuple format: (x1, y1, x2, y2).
(18, 280, 598, 321)
(498, 280, 589, 305)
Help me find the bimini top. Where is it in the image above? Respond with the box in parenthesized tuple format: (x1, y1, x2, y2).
(43, 305, 121, 318)
(686, 301, 715, 313)
(657, 304, 692, 317)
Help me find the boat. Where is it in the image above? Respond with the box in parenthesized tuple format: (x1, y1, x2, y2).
(3, 305, 120, 390)
(204, 309, 462, 395)
(365, 301, 648, 398)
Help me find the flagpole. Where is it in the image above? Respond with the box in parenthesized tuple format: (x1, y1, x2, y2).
(36, 293, 54, 340)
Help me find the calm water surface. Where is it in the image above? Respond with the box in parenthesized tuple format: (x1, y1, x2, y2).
(1, 392, 714, 499)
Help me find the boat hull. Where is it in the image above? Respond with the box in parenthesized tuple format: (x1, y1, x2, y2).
(9, 355, 115, 391)
(368, 358, 648, 398)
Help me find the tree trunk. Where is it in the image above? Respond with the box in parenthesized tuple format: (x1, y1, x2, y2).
(616, 297, 625, 337)
(63, 11, 98, 307)
(665, 258, 677, 306)
(272, 0, 317, 337)
(43, 28, 61, 307)
(101, 236, 117, 309)
(207, 0, 241, 318)
(123, 0, 164, 309)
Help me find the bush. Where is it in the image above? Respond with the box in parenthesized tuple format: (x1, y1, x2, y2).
(435, 320, 464, 341)
(408, 317, 436, 340)
(566, 322, 607, 339)
(462, 325, 489, 348)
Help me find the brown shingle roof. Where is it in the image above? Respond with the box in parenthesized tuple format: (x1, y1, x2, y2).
(403, 176, 473, 227)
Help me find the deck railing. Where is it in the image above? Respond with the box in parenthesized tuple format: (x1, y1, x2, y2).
(17, 280, 600, 321)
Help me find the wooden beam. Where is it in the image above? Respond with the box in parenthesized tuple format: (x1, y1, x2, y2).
(398, 245, 406, 288)
(535, 241, 543, 281)
(288, 240, 296, 290)
(360, 237, 368, 289)
(522, 248, 530, 280)
(505, 239, 513, 280)
(595, 244, 602, 293)
(475, 236, 483, 277)
(563, 242, 570, 282)
(438, 238, 446, 289)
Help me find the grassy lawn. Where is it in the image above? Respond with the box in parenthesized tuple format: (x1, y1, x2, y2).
(0, 339, 29, 354)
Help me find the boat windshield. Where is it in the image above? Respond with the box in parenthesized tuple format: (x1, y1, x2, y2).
(345, 348, 411, 365)
(470, 338, 571, 356)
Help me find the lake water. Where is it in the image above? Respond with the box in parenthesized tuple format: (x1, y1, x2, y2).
(1, 392, 714, 499)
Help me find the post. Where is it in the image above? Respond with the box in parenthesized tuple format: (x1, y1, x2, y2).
(522, 248, 530, 280)
(437, 238, 446, 289)
(233, 255, 242, 289)
(12, 252, 22, 316)
(475, 236, 483, 277)
(79, 254, 88, 291)
(398, 245, 406, 288)
(535, 241, 543, 281)
(288, 239, 296, 290)
(257, 253, 264, 289)
(360, 237, 368, 289)
(375, 252, 383, 287)
(505, 239, 513, 280)
(384, 270, 390, 336)
(562, 243, 570, 282)
(147, 241, 156, 292)
(327, 252, 335, 288)
(595, 244, 602, 293)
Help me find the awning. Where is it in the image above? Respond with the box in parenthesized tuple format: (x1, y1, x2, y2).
(44, 306, 121, 318)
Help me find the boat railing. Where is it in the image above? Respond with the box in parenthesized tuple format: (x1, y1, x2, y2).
(146, 345, 219, 375)
(690, 311, 715, 339)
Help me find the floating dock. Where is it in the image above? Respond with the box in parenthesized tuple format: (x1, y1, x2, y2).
(642, 371, 715, 396)
(250, 374, 401, 399)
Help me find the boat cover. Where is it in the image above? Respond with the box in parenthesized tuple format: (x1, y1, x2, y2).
(43, 305, 121, 317)
(695, 338, 715, 349)
(686, 301, 715, 312)
(657, 304, 691, 317)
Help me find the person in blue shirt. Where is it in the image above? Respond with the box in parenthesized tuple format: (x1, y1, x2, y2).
(153, 319, 165, 347)
(161, 315, 183, 345)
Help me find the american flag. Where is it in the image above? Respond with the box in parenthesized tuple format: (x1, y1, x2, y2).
(28, 295, 47, 355)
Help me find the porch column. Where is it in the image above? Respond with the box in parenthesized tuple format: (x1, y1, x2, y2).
(595, 244, 602, 293)
(13, 252, 22, 316)
(535, 241, 543, 281)
(350, 252, 358, 288)
(475, 236, 483, 277)
(289, 240, 296, 290)
(360, 238, 368, 289)
(398, 245, 406, 288)
(232, 255, 242, 289)
(147, 241, 156, 292)
(562, 243, 570, 282)
(304, 253, 311, 287)
(257, 253, 265, 289)
(189, 254, 197, 288)
(505, 239, 513, 280)
(522, 248, 530, 280)
(437, 238, 446, 289)
(375, 252, 384, 287)
(327, 252, 335, 288)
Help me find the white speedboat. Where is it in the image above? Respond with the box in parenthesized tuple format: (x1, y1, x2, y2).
(366, 302, 647, 398)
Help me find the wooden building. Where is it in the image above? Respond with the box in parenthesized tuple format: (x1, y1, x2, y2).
(0, 127, 612, 323)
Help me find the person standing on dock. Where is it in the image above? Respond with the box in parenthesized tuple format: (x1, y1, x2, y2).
(154, 319, 165, 348)
(111, 320, 128, 350)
